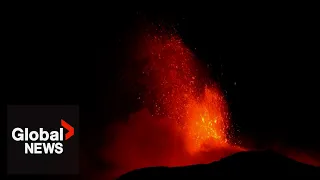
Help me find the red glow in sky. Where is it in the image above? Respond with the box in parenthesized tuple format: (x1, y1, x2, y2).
(102, 26, 242, 179)
(100, 25, 319, 179)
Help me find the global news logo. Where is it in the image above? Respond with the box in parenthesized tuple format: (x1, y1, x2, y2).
(11, 119, 74, 155)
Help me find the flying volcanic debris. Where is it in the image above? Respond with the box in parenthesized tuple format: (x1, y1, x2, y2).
(102, 24, 244, 179)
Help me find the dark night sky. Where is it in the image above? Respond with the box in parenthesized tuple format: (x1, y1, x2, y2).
(6, 9, 320, 178)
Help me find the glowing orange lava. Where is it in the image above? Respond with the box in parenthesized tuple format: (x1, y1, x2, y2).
(141, 28, 233, 154)
(100, 25, 320, 180)
(183, 86, 230, 154)
(103, 26, 242, 179)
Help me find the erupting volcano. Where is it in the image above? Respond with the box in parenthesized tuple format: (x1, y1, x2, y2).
(140, 28, 237, 154)
(102, 26, 243, 179)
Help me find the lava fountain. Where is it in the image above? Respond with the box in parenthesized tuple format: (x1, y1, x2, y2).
(102, 26, 243, 179)
(140, 28, 236, 153)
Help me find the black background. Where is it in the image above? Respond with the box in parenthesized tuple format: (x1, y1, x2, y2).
(5, 8, 319, 179)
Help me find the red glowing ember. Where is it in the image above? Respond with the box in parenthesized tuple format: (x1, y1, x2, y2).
(102, 26, 243, 179)
(99, 25, 320, 180)
(141, 29, 235, 154)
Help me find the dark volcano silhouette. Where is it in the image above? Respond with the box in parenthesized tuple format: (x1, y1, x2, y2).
(117, 150, 320, 179)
